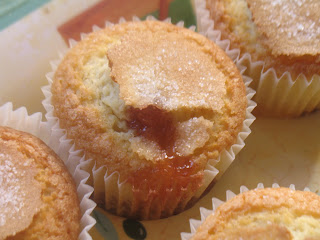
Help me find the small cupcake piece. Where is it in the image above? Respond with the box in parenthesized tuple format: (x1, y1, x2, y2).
(0, 126, 80, 240)
(49, 20, 249, 219)
(204, 0, 320, 117)
(189, 187, 320, 240)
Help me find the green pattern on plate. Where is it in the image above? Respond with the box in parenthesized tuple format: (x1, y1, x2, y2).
(0, 0, 50, 31)
(93, 209, 119, 240)
(142, 0, 196, 28)
(168, 0, 196, 28)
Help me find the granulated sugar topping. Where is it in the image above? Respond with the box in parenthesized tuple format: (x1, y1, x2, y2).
(0, 146, 41, 239)
(0, 156, 25, 227)
(107, 28, 228, 112)
(247, 0, 320, 56)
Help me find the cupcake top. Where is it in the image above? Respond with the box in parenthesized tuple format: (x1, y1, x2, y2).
(52, 20, 247, 196)
(107, 22, 229, 112)
(191, 187, 320, 240)
(0, 126, 80, 239)
(246, 0, 320, 57)
(207, 0, 320, 79)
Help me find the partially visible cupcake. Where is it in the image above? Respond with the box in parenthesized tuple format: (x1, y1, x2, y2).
(0, 102, 96, 240)
(196, 0, 320, 117)
(43, 19, 255, 220)
(183, 185, 320, 240)
(0, 126, 80, 240)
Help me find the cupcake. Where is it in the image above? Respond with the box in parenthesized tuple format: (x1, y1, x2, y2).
(43, 19, 255, 220)
(196, 0, 320, 117)
(183, 185, 320, 240)
(0, 102, 96, 240)
(0, 126, 80, 239)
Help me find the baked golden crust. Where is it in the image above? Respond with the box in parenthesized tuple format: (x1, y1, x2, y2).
(246, 0, 320, 57)
(0, 126, 80, 240)
(51, 20, 247, 218)
(206, 0, 320, 79)
(108, 23, 229, 112)
(192, 188, 320, 240)
(0, 137, 41, 239)
(52, 20, 246, 171)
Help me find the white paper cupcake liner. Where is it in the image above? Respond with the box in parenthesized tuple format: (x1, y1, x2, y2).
(194, 0, 320, 117)
(42, 16, 256, 219)
(0, 102, 96, 240)
(181, 183, 311, 240)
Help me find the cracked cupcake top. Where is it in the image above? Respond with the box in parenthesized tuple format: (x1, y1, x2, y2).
(52, 20, 247, 192)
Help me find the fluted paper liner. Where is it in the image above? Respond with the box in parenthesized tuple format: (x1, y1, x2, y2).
(0, 102, 96, 240)
(194, 0, 320, 117)
(42, 16, 256, 219)
(181, 183, 312, 240)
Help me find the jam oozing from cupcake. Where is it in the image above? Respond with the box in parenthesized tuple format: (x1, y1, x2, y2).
(52, 20, 247, 219)
(126, 105, 203, 201)
(107, 26, 233, 197)
(127, 106, 176, 151)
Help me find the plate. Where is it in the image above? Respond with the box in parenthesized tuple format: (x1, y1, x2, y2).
(1, 1, 319, 239)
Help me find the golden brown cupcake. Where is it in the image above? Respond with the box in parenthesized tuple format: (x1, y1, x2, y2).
(0, 126, 80, 240)
(49, 20, 249, 219)
(190, 187, 320, 240)
(203, 0, 320, 117)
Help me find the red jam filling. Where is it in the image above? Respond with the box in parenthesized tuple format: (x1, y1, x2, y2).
(126, 106, 203, 198)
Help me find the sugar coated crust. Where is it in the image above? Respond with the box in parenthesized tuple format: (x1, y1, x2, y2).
(0, 126, 80, 240)
(52, 20, 247, 217)
(206, 0, 320, 79)
(192, 187, 320, 240)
